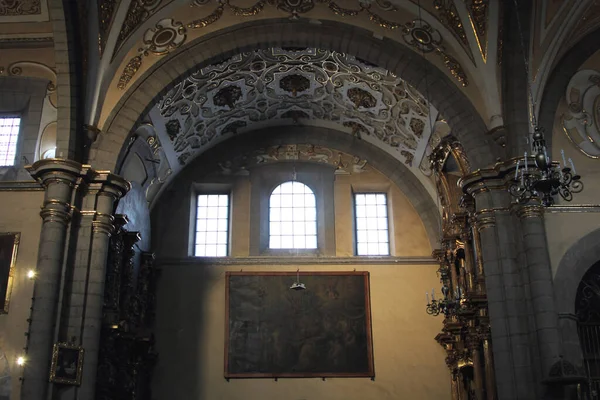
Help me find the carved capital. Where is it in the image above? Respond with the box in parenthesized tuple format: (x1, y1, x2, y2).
(26, 158, 86, 188)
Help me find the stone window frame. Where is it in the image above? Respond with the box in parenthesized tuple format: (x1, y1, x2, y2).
(352, 192, 391, 256)
(249, 162, 336, 256)
(189, 183, 233, 257)
(0, 76, 48, 180)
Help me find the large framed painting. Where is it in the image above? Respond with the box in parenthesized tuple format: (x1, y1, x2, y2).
(224, 271, 374, 378)
(0, 233, 19, 314)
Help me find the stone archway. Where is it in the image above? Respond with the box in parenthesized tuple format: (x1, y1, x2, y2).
(90, 19, 498, 172)
(554, 227, 600, 371)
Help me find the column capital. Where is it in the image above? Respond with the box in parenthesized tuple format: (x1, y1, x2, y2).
(25, 158, 87, 187)
(85, 170, 131, 200)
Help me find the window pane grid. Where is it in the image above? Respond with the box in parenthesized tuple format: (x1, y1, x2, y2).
(269, 181, 317, 249)
(195, 194, 229, 257)
(0, 118, 20, 166)
(355, 193, 389, 256)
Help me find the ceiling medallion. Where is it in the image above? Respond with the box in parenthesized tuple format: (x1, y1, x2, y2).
(279, 74, 311, 96)
(402, 19, 468, 87)
(141, 19, 187, 56)
(118, 18, 187, 89)
(115, 0, 162, 56)
(157, 48, 432, 166)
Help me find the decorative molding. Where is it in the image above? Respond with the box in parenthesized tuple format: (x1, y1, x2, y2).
(546, 204, 600, 213)
(467, 0, 488, 59)
(157, 256, 437, 266)
(157, 48, 432, 167)
(117, 56, 142, 90)
(0, 0, 41, 16)
(186, 2, 469, 86)
(0, 36, 53, 49)
(0, 181, 43, 191)
(213, 144, 370, 176)
(117, 18, 186, 89)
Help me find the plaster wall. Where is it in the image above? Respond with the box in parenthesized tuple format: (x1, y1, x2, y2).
(0, 189, 43, 399)
(152, 262, 449, 400)
(150, 154, 445, 399)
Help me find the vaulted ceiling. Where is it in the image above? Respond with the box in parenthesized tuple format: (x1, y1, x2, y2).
(1, 0, 600, 205)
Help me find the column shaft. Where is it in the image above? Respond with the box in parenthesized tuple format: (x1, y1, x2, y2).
(22, 161, 82, 400)
(517, 205, 561, 376)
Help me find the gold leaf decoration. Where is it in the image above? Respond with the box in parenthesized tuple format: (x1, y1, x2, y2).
(187, 4, 224, 28)
(118, 56, 142, 90)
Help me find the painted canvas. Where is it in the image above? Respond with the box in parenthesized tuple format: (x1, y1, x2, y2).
(225, 271, 374, 378)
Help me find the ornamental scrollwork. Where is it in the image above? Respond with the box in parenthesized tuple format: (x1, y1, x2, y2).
(0, 0, 41, 16)
(98, 0, 118, 56)
(114, 0, 165, 57)
(157, 48, 432, 167)
(117, 18, 186, 89)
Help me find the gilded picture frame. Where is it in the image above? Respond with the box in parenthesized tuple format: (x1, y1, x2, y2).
(224, 271, 374, 379)
(49, 343, 84, 385)
(0, 232, 19, 314)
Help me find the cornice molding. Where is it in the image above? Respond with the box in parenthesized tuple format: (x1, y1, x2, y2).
(157, 256, 437, 266)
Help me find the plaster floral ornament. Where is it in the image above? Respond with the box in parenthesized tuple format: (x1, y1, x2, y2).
(157, 48, 433, 168)
(562, 69, 600, 158)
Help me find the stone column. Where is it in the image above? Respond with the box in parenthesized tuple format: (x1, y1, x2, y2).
(467, 336, 485, 400)
(515, 204, 561, 377)
(466, 180, 536, 400)
(22, 160, 84, 400)
(60, 171, 129, 399)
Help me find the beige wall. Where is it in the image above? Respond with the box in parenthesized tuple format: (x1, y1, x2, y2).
(0, 190, 43, 399)
(151, 158, 447, 399)
(152, 263, 449, 400)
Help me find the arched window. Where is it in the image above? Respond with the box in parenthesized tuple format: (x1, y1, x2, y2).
(269, 181, 317, 249)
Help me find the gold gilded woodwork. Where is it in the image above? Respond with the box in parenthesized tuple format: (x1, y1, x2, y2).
(433, 0, 469, 47)
(114, 0, 168, 58)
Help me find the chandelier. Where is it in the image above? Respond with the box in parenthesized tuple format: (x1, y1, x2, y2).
(507, 0, 584, 207)
(509, 127, 583, 206)
(426, 285, 466, 317)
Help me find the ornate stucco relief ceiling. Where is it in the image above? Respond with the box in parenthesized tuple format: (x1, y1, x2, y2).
(134, 46, 441, 205)
(151, 47, 437, 169)
(97, 0, 504, 131)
